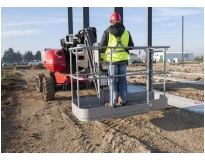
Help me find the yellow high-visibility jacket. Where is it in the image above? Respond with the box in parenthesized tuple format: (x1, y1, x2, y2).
(104, 30, 129, 62)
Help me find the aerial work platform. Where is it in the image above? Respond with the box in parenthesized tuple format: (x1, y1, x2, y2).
(69, 44, 170, 121)
(72, 90, 167, 121)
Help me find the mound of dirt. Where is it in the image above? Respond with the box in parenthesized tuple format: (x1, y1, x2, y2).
(30, 65, 46, 70)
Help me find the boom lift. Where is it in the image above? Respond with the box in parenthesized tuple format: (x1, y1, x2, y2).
(36, 27, 170, 121)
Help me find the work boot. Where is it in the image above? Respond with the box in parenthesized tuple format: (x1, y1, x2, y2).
(121, 100, 128, 106)
(122, 102, 128, 106)
(105, 103, 116, 108)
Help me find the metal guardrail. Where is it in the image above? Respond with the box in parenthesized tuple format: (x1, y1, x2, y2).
(68, 45, 170, 107)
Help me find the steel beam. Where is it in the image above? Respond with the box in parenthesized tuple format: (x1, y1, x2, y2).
(182, 16, 184, 67)
(146, 7, 153, 99)
(83, 7, 89, 28)
(113, 7, 123, 24)
(68, 7, 73, 34)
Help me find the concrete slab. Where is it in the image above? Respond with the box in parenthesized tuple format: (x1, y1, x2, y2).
(165, 93, 204, 114)
(153, 76, 204, 85)
(127, 84, 204, 115)
(127, 68, 204, 85)
(170, 72, 204, 76)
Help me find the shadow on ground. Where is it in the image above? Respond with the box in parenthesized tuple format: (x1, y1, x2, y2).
(150, 107, 204, 131)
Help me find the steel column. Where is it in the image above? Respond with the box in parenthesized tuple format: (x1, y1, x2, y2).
(113, 7, 123, 24)
(146, 7, 153, 101)
(68, 7, 73, 34)
(182, 16, 184, 67)
(83, 7, 89, 28)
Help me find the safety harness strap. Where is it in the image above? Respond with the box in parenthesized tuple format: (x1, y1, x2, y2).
(111, 36, 126, 53)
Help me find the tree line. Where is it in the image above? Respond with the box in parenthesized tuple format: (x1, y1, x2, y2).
(1, 48, 41, 62)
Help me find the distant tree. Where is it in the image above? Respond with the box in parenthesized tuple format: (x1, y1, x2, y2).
(2, 48, 22, 62)
(2, 48, 14, 62)
(16, 51, 23, 62)
(198, 55, 203, 63)
(194, 55, 204, 63)
(34, 51, 41, 60)
(23, 51, 34, 61)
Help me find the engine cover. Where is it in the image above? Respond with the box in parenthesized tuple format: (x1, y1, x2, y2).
(43, 49, 66, 72)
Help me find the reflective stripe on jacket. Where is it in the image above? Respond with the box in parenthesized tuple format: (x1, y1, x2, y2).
(104, 30, 129, 62)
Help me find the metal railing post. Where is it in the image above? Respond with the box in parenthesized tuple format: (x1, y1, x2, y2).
(146, 48, 150, 104)
(76, 48, 80, 108)
(70, 50, 74, 103)
(110, 48, 113, 106)
(163, 48, 167, 96)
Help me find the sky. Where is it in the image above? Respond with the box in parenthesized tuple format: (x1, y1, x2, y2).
(1, 2, 204, 59)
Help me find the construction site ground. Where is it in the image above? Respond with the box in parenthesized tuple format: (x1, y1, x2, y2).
(1, 63, 204, 154)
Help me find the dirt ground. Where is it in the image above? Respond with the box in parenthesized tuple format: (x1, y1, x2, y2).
(1, 63, 204, 153)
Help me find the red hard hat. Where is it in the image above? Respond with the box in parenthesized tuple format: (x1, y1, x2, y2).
(110, 13, 121, 23)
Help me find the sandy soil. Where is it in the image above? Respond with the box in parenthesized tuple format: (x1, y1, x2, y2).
(1, 63, 204, 153)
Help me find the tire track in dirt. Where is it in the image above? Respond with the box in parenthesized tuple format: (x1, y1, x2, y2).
(56, 89, 103, 153)
(98, 117, 189, 153)
(76, 113, 191, 153)
(21, 69, 82, 152)
(3, 70, 82, 152)
(57, 98, 99, 153)
(94, 119, 151, 153)
(119, 117, 189, 152)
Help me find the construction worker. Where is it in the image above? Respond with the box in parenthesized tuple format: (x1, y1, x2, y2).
(99, 12, 134, 107)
